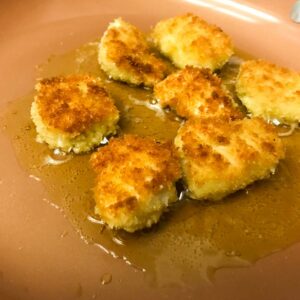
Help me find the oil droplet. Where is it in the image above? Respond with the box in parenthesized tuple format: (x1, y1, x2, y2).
(87, 215, 105, 225)
(100, 273, 112, 285)
(100, 137, 109, 145)
(149, 99, 158, 105)
(44, 149, 73, 166)
(178, 190, 186, 201)
(270, 118, 281, 126)
(29, 174, 41, 182)
(60, 230, 69, 238)
(164, 107, 171, 113)
(112, 235, 125, 246)
(53, 148, 69, 158)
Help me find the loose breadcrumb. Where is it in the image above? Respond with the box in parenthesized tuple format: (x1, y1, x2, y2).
(236, 59, 300, 124)
(154, 66, 242, 120)
(90, 134, 181, 232)
(31, 75, 119, 153)
(175, 117, 285, 201)
(99, 18, 170, 87)
(151, 13, 234, 71)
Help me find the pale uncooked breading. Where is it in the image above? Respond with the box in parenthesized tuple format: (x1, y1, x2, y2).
(236, 59, 300, 124)
(151, 13, 234, 71)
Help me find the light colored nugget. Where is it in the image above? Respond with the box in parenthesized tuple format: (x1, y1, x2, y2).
(99, 18, 170, 87)
(236, 60, 300, 124)
(175, 117, 285, 201)
(151, 13, 234, 71)
(154, 66, 243, 120)
(31, 75, 119, 153)
(90, 134, 181, 232)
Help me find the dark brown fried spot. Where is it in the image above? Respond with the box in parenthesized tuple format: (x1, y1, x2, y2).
(109, 196, 137, 211)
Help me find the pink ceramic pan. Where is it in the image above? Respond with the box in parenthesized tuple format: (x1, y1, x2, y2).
(0, 1, 300, 299)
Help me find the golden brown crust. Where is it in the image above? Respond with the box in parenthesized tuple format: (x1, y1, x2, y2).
(35, 75, 119, 134)
(236, 60, 300, 124)
(99, 18, 170, 87)
(90, 135, 180, 232)
(91, 134, 180, 195)
(154, 66, 243, 120)
(175, 117, 285, 200)
(90, 134, 181, 231)
(151, 13, 234, 70)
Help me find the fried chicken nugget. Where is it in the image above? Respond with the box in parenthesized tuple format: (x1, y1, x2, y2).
(31, 75, 119, 153)
(236, 60, 300, 124)
(154, 66, 242, 120)
(175, 117, 285, 201)
(90, 135, 181, 232)
(99, 18, 170, 87)
(151, 13, 234, 71)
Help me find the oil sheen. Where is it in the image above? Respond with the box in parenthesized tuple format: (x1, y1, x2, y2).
(3, 42, 300, 286)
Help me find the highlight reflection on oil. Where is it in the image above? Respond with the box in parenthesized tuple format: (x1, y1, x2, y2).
(3, 42, 300, 287)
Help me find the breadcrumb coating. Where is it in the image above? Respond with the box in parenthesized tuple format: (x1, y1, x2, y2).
(151, 13, 234, 71)
(175, 117, 285, 201)
(98, 18, 170, 87)
(90, 134, 181, 232)
(154, 66, 242, 120)
(31, 75, 119, 153)
(236, 60, 300, 124)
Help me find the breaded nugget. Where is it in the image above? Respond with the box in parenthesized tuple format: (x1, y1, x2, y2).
(90, 134, 181, 232)
(154, 66, 242, 120)
(31, 75, 119, 153)
(236, 60, 300, 124)
(98, 18, 170, 87)
(151, 13, 234, 71)
(175, 117, 284, 201)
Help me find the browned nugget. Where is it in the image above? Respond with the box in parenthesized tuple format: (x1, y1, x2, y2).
(154, 66, 242, 120)
(175, 117, 285, 201)
(99, 18, 170, 87)
(90, 134, 181, 232)
(31, 75, 119, 153)
(151, 13, 234, 70)
(236, 59, 300, 124)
